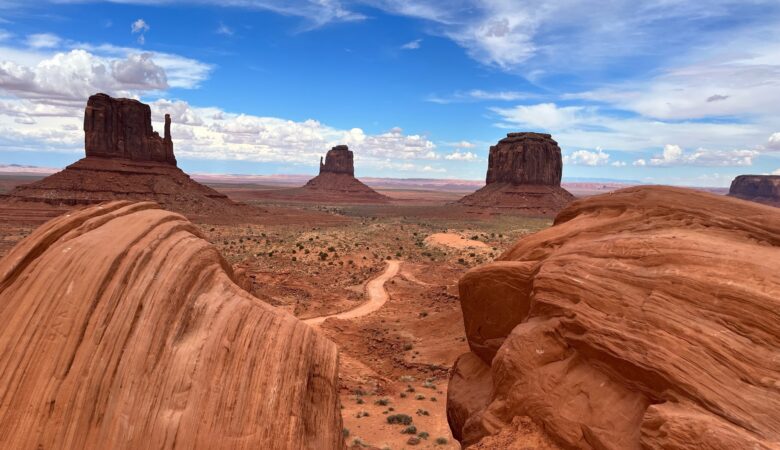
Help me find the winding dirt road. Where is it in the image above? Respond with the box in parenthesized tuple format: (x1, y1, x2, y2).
(305, 260, 401, 326)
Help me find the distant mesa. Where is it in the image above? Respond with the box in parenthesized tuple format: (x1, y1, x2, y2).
(458, 132, 575, 215)
(317, 144, 354, 176)
(448, 185, 780, 449)
(4, 93, 262, 222)
(728, 175, 780, 207)
(301, 144, 388, 202)
(0, 201, 343, 448)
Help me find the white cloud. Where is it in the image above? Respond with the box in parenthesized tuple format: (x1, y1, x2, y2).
(611, 160, 626, 167)
(131, 19, 149, 34)
(772, 168, 780, 175)
(767, 132, 780, 151)
(633, 159, 646, 166)
(467, 89, 533, 101)
(492, 103, 585, 130)
(0, 49, 167, 101)
(26, 33, 61, 49)
(445, 150, 477, 161)
(564, 147, 610, 166)
(450, 140, 475, 148)
(401, 38, 421, 50)
(216, 22, 234, 36)
(648, 144, 758, 167)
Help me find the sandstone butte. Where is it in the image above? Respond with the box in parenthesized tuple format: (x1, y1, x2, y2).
(5, 93, 261, 222)
(448, 185, 780, 449)
(0, 201, 343, 449)
(729, 174, 780, 207)
(301, 145, 389, 202)
(458, 132, 575, 215)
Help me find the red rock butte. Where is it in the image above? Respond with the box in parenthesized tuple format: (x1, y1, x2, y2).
(448, 185, 780, 449)
(4, 93, 261, 222)
(0, 201, 343, 449)
(728, 174, 780, 207)
(298, 145, 388, 202)
(458, 132, 575, 215)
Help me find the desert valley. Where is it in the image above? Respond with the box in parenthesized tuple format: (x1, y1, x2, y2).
(1, 2, 780, 449)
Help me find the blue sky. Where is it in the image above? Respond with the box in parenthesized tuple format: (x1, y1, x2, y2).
(0, 0, 779, 185)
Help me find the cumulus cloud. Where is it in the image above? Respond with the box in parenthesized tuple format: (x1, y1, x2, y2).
(772, 168, 780, 175)
(0, 49, 167, 101)
(445, 150, 477, 161)
(492, 103, 585, 130)
(611, 160, 626, 167)
(401, 39, 422, 50)
(131, 19, 149, 44)
(633, 159, 646, 166)
(564, 147, 610, 166)
(648, 144, 758, 167)
(768, 132, 780, 150)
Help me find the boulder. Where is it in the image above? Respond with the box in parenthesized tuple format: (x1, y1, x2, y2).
(448, 185, 780, 449)
(0, 201, 343, 449)
(728, 175, 780, 207)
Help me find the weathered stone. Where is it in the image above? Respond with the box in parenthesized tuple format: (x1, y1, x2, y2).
(728, 175, 780, 207)
(486, 133, 562, 186)
(320, 145, 354, 176)
(84, 93, 175, 165)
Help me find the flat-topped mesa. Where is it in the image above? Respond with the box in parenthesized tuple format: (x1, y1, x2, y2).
(84, 93, 176, 165)
(319, 144, 354, 176)
(486, 132, 562, 186)
(728, 175, 780, 206)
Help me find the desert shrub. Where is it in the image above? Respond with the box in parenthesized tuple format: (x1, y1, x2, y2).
(401, 425, 417, 434)
(386, 414, 413, 425)
(416, 409, 429, 416)
(342, 428, 349, 437)
(403, 343, 413, 351)
(418, 432, 429, 439)
(375, 398, 390, 406)
(415, 394, 425, 400)
(435, 437, 448, 445)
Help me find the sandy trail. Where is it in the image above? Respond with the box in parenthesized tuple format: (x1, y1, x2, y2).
(304, 260, 401, 326)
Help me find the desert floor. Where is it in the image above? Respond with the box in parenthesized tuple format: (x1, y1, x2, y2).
(0, 178, 553, 449)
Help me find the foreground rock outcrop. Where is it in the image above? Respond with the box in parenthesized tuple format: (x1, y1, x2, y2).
(0, 201, 343, 449)
(458, 133, 574, 215)
(729, 174, 780, 207)
(448, 186, 780, 449)
(6, 93, 261, 222)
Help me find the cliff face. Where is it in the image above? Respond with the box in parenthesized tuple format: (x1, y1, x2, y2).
(457, 133, 574, 215)
(485, 133, 563, 186)
(729, 175, 780, 206)
(448, 186, 780, 449)
(0, 201, 343, 449)
(319, 145, 354, 176)
(84, 93, 176, 165)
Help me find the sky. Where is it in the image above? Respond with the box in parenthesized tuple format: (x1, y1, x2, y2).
(0, 1, 779, 185)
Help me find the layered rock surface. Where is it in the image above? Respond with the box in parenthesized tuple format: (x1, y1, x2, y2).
(319, 144, 354, 176)
(85, 93, 176, 165)
(6, 93, 260, 221)
(458, 133, 574, 215)
(448, 186, 780, 449)
(729, 175, 780, 207)
(0, 201, 343, 449)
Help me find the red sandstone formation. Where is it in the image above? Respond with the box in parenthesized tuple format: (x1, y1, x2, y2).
(0, 201, 343, 449)
(261, 145, 388, 203)
(458, 133, 574, 215)
(6, 93, 261, 221)
(447, 186, 780, 449)
(85, 93, 176, 165)
(728, 174, 780, 207)
(319, 144, 355, 176)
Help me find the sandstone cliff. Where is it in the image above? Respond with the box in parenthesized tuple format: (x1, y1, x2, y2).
(0, 201, 343, 449)
(458, 133, 574, 215)
(448, 186, 780, 449)
(319, 145, 355, 176)
(729, 174, 780, 207)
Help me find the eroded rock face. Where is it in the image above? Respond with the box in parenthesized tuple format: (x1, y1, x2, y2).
(0, 201, 343, 449)
(85, 93, 176, 165)
(320, 145, 354, 176)
(448, 186, 780, 449)
(458, 133, 574, 215)
(729, 175, 780, 206)
(486, 133, 563, 185)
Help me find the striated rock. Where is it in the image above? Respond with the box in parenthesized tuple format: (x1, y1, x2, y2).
(728, 175, 780, 207)
(85, 93, 176, 165)
(320, 145, 354, 176)
(448, 186, 780, 449)
(458, 133, 574, 215)
(486, 132, 563, 185)
(6, 93, 263, 222)
(0, 201, 343, 449)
